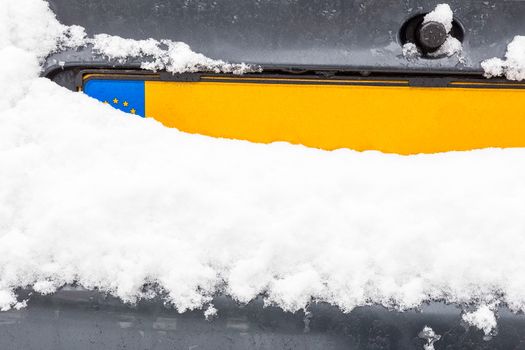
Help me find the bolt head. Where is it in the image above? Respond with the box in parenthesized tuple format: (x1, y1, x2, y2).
(418, 21, 448, 51)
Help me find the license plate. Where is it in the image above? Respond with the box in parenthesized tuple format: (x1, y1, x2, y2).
(82, 72, 525, 154)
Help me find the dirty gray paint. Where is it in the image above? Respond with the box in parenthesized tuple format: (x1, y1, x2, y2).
(1, 288, 525, 349)
(45, 0, 525, 74)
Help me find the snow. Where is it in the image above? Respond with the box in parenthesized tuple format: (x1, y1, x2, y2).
(402, 43, 420, 60)
(462, 305, 498, 336)
(482, 58, 505, 78)
(428, 36, 463, 58)
(1, 0, 525, 327)
(482, 36, 525, 81)
(418, 326, 441, 350)
(423, 4, 454, 33)
(91, 34, 254, 74)
(204, 305, 218, 321)
(91, 34, 162, 61)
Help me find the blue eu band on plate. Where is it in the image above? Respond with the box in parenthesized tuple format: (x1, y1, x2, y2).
(83, 79, 145, 117)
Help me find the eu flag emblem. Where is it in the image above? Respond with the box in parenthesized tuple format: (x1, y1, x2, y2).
(83, 79, 145, 117)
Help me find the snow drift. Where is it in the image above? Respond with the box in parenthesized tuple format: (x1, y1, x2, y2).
(2, 0, 525, 335)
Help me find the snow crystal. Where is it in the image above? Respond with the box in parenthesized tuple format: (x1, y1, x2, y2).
(33, 280, 58, 295)
(428, 36, 463, 58)
(482, 58, 506, 78)
(204, 305, 218, 320)
(13, 300, 28, 310)
(462, 305, 497, 337)
(2, 0, 525, 325)
(418, 326, 441, 350)
(59, 25, 87, 49)
(402, 43, 420, 60)
(91, 34, 161, 60)
(423, 4, 454, 33)
(482, 36, 525, 81)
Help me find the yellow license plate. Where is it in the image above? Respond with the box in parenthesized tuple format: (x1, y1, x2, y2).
(83, 73, 525, 155)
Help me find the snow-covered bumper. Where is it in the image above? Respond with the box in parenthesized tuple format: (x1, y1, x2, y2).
(18, 1, 525, 348)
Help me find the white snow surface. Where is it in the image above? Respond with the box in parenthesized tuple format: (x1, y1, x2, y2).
(2, 0, 525, 318)
(482, 36, 525, 81)
(462, 305, 498, 336)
